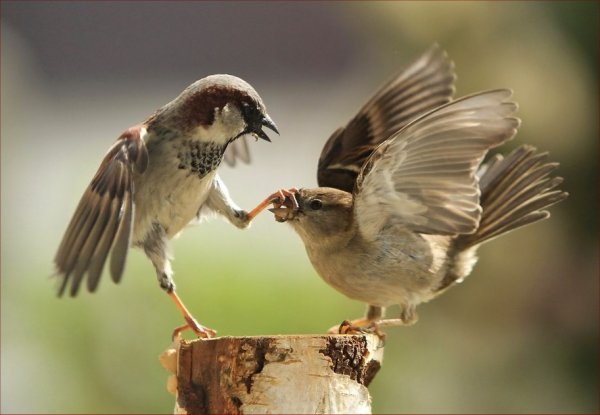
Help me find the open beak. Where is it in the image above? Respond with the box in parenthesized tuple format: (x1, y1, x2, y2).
(252, 114, 279, 142)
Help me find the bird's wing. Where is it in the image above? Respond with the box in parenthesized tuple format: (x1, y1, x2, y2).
(223, 136, 251, 166)
(456, 145, 568, 247)
(353, 90, 520, 241)
(54, 126, 149, 296)
(317, 44, 456, 192)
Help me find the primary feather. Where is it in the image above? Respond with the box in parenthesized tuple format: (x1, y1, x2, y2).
(353, 90, 520, 241)
(318, 44, 456, 192)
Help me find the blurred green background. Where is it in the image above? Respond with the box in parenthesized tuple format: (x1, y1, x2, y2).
(1, 1, 598, 413)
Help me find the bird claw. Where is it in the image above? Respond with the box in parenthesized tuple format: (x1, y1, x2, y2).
(270, 188, 300, 209)
(329, 319, 387, 341)
(268, 188, 300, 222)
(168, 291, 216, 340)
(171, 318, 217, 340)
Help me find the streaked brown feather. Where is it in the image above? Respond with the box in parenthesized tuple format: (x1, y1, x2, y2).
(85, 157, 129, 292)
(54, 127, 148, 296)
(110, 184, 134, 284)
(318, 44, 456, 192)
(353, 90, 519, 240)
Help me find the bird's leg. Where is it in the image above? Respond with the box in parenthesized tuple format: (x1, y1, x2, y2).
(168, 288, 217, 339)
(144, 223, 216, 339)
(246, 187, 300, 221)
(330, 305, 418, 338)
(204, 175, 250, 229)
(158, 270, 217, 340)
(206, 176, 298, 226)
(366, 304, 419, 329)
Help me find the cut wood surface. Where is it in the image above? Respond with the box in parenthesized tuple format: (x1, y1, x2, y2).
(160, 334, 384, 414)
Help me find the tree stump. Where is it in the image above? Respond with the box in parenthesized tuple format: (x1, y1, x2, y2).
(160, 334, 384, 414)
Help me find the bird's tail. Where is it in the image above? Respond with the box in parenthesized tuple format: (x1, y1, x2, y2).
(458, 144, 568, 249)
(435, 145, 568, 293)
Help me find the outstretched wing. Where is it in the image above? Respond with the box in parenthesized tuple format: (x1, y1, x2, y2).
(353, 90, 520, 241)
(54, 126, 149, 296)
(317, 45, 456, 192)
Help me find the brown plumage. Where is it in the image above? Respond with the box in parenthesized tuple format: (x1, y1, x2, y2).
(55, 126, 148, 296)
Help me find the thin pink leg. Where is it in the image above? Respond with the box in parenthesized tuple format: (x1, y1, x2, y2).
(246, 188, 299, 221)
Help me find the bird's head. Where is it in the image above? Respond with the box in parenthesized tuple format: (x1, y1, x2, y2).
(270, 187, 354, 248)
(154, 74, 278, 145)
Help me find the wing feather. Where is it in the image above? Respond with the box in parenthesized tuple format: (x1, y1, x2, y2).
(317, 44, 456, 192)
(354, 90, 519, 240)
(85, 159, 128, 292)
(456, 145, 568, 247)
(109, 182, 134, 284)
(54, 126, 148, 296)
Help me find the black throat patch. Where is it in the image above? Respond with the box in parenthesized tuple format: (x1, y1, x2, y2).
(175, 140, 226, 178)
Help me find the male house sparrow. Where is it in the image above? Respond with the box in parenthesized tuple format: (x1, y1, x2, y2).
(54, 74, 280, 338)
(269, 48, 568, 332)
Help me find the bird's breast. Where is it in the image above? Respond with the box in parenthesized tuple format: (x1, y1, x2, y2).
(174, 139, 226, 178)
(303, 230, 448, 307)
(132, 137, 224, 241)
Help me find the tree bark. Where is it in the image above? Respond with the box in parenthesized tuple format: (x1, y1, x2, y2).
(160, 334, 384, 414)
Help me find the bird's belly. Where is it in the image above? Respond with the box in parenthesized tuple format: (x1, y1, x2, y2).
(306, 234, 445, 307)
(133, 169, 217, 241)
(312, 257, 431, 307)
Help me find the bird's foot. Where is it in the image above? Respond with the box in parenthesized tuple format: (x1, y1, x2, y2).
(168, 291, 217, 340)
(267, 188, 300, 222)
(272, 188, 300, 209)
(328, 319, 387, 340)
(172, 318, 217, 340)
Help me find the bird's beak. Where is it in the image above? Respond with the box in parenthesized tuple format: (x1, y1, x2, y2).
(268, 207, 292, 222)
(268, 193, 299, 222)
(262, 114, 279, 135)
(252, 114, 279, 142)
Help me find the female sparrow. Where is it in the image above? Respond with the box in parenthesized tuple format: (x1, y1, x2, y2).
(269, 49, 567, 333)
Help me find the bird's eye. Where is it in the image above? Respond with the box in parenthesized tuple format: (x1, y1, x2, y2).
(241, 101, 259, 120)
(309, 199, 323, 210)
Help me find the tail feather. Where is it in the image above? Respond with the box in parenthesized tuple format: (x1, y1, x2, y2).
(458, 145, 568, 249)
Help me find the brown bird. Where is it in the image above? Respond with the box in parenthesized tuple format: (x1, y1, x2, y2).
(268, 48, 568, 334)
(54, 74, 282, 338)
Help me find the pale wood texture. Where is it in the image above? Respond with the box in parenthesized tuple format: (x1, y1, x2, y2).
(160, 334, 384, 414)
